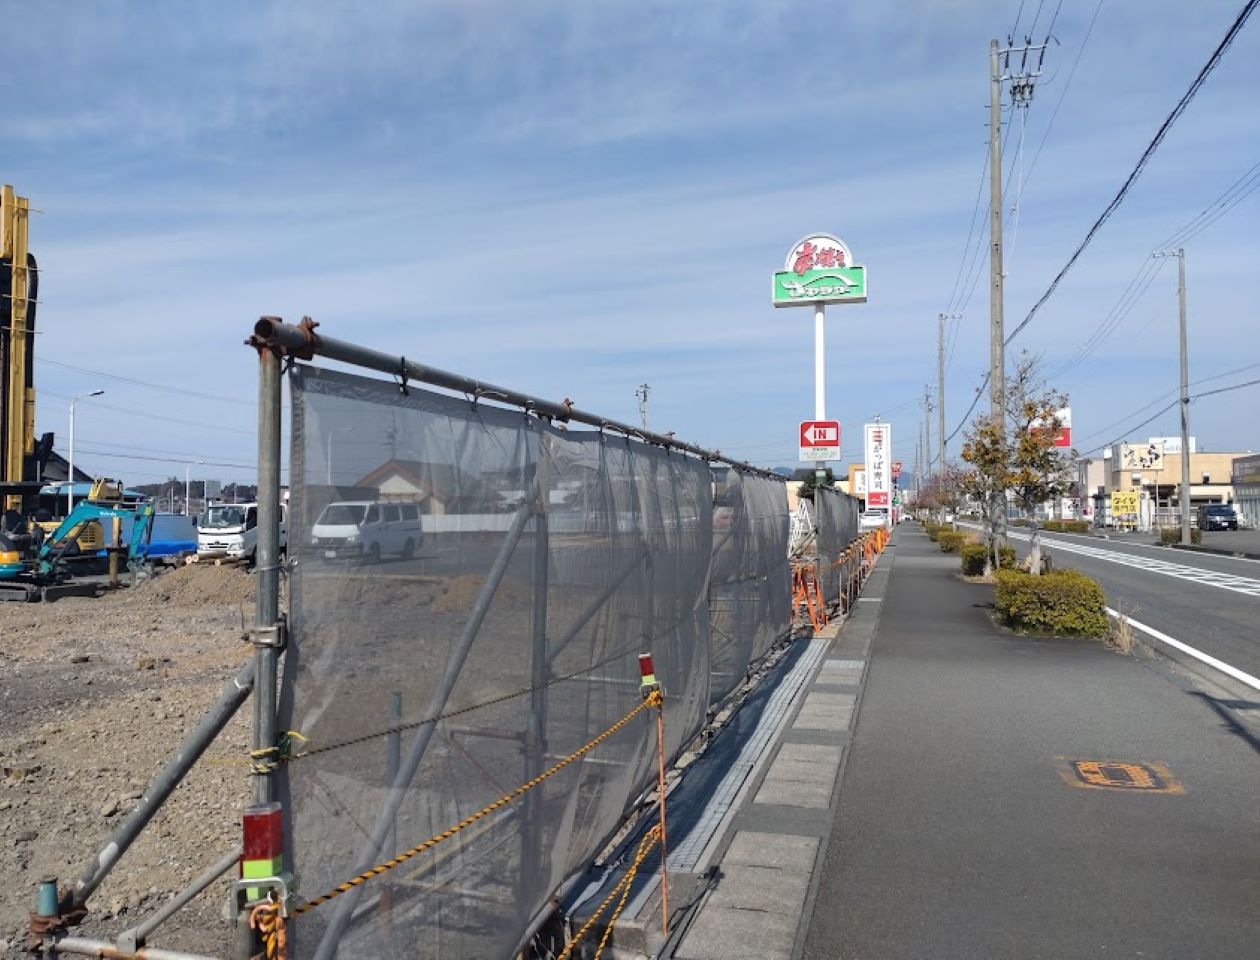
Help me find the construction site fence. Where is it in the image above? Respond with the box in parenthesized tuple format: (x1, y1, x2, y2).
(277, 364, 805, 959)
(813, 486, 860, 602)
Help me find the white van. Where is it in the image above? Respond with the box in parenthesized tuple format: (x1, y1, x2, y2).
(311, 501, 422, 563)
(197, 503, 288, 563)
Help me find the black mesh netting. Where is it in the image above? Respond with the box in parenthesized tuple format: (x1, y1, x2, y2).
(278, 366, 794, 958)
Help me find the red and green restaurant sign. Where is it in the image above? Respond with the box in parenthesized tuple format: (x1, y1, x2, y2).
(772, 234, 867, 307)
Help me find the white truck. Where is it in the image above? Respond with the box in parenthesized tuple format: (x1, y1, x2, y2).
(196, 502, 287, 563)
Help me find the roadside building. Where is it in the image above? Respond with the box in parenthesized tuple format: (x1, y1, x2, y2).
(1075, 457, 1108, 525)
(1232, 454, 1260, 529)
(1103, 439, 1246, 528)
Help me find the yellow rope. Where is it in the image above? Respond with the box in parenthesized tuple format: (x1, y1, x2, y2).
(558, 824, 662, 960)
(249, 900, 286, 960)
(292, 691, 662, 916)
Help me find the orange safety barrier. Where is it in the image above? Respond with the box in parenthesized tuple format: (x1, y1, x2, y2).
(792, 561, 828, 632)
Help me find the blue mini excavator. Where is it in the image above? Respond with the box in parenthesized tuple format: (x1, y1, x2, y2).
(0, 480, 155, 601)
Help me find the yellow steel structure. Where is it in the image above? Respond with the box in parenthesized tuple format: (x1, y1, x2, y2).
(1, 185, 35, 511)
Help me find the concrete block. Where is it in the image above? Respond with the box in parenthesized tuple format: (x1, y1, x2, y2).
(793, 691, 855, 730)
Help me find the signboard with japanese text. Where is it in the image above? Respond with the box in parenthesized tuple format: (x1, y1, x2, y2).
(1110, 490, 1139, 518)
(799, 420, 841, 461)
(1120, 442, 1164, 472)
(864, 423, 891, 508)
(772, 234, 868, 307)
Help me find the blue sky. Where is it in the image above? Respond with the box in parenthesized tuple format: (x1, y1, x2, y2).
(7, 0, 1258, 485)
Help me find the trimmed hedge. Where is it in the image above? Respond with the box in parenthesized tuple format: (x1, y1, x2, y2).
(994, 568, 1108, 637)
(1041, 520, 1089, 534)
(1159, 526, 1202, 545)
(925, 522, 953, 542)
(960, 542, 1018, 575)
(937, 530, 970, 554)
(960, 543, 987, 575)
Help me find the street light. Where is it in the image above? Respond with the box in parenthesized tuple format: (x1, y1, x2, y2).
(185, 460, 205, 517)
(67, 390, 105, 514)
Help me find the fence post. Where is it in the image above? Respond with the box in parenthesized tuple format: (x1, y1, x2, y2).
(233, 328, 284, 958)
(522, 442, 551, 916)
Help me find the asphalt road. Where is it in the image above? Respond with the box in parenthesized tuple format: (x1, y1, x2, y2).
(1003, 527, 1260, 680)
(803, 527, 1260, 960)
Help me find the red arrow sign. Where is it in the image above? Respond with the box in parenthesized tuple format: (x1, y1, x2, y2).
(800, 420, 841, 447)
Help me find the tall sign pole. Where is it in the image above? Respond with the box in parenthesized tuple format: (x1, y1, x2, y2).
(815, 303, 826, 423)
(774, 234, 867, 487)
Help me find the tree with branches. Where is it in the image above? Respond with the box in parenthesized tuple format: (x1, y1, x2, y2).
(961, 354, 1074, 576)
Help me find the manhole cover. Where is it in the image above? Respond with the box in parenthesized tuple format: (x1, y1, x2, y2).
(1058, 758, 1183, 794)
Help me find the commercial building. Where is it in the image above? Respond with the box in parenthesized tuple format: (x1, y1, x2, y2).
(1089, 440, 1248, 528)
(1232, 453, 1260, 529)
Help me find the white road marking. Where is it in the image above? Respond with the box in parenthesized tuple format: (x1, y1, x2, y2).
(1024, 527, 1260, 566)
(1105, 607, 1260, 692)
(1004, 529, 1260, 599)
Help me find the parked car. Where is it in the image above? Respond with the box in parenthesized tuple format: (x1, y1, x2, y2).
(1197, 504, 1239, 531)
(311, 500, 423, 562)
(197, 502, 287, 563)
(859, 509, 888, 531)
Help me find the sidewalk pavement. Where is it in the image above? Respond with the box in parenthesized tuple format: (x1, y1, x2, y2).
(801, 525, 1260, 959)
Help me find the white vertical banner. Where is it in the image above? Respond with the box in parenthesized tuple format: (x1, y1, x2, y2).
(864, 423, 891, 507)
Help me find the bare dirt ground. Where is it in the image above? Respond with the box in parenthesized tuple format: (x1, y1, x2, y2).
(1, 562, 263, 957)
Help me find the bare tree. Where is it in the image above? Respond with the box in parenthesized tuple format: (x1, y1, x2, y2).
(1005, 357, 1074, 575)
(960, 414, 1009, 576)
(960, 354, 1074, 576)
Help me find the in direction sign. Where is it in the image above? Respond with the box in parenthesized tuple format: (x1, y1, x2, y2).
(799, 420, 841, 461)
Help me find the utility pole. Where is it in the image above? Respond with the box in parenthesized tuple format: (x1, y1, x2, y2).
(988, 38, 1045, 537)
(988, 39, 1006, 542)
(922, 385, 932, 504)
(635, 383, 650, 431)
(937, 313, 959, 478)
(989, 40, 1005, 431)
(918, 436, 925, 504)
(1155, 248, 1193, 544)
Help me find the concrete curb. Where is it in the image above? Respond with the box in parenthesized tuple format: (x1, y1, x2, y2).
(1105, 607, 1260, 700)
(660, 545, 894, 960)
(1167, 542, 1260, 561)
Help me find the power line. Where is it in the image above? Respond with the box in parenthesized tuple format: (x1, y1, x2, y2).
(37, 357, 253, 406)
(1074, 377, 1260, 457)
(41, 388, 255, 436)
(74, 447, 260, 471)
(1043, 0, 1065, 40)
(1028, 0, 1048, 36)
(1072, 361, 1260, 449)
(1005, 0, 1259, 348)
(1048, 258, 1170, 381)
(1155, 158, 1260, 248)
(1024, 0, 1104, 186)
(1050, 154, 1260, 382)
